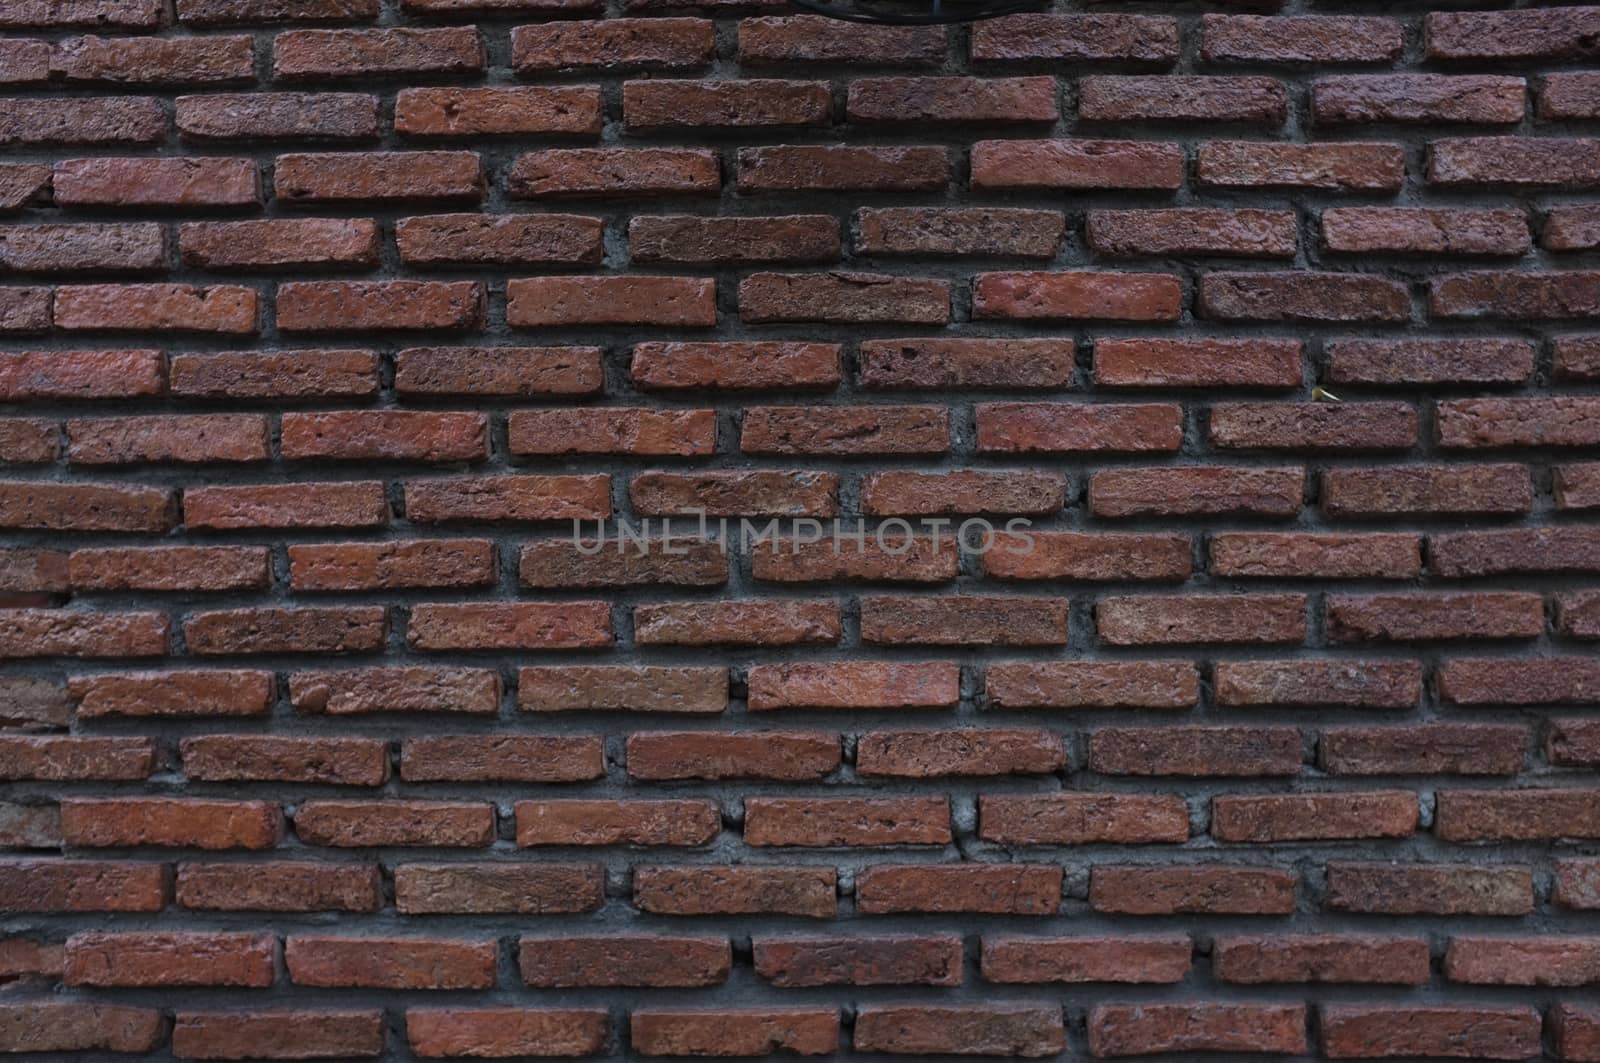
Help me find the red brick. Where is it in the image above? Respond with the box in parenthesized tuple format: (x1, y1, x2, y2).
(181, 735, 388, 786)
(0, 41, 50, 86)
(1211, 533, 1420, 579)
(849, 76, 1056, 124)
(274, 27, 482, 79)
(1202, 271, 1409, 323)
(178, 0, 378, 23)
(516, 799, 719, 846)
(627, 731, 839, 781)
(856, 727, 1064, 775)
(854, 1006, 1064, 1058)
(1442, 657, 1600, 705)
(512, 19, 713, 73)
(0, 286, 50, 333)
(0, 224, 166, 274)
(1554, 1006, 1600, 1063)
(1322, 723, 1526, 776)
(184, 605, 386, 655)
(67, 414, 268, 465)
(753, 934, 961, 985)
(635, 600, 835, 650)
(1327, 591, 1542, 642)
(634, 865, 835, 918)
(1431, 528, 1600, 577)
(858, 211, 1062, 262)
(981, 936, 1191, 984)
(510, 409, 714, 457)
(278, 280, 483, 332)
(169, 349, 379, 399)
(1, 98, 166, 146)
(69, 670, 272, 720)
(397, 86, 600, 137)
(1323, 464, 1531, 517)
(976, 272, 1182, 322)
(0, 420, 56, 465)
(185, 481, 387, 529)
(739, 16, 943, 66)
(1216, 934, 1433, 986)
(1431, 137, 1600, 188)
(1542, 73, 1600, 120)
(0, 609, 168, 658)
(631, 216, 839, 267)
(738, 145, 947, 193)
(625, 79, 829, 131)
(0, 802, 62, 848)
(289, 539, 491, 591)
(405, 214, 603, 269)
(406, 1010, 607, 1059)
(1558, 861, 1600, 910)
(518, 665, 727, 713)
(986, 532, 1188, 583)
(861, 470, 1064, 515)
(1212, 401, 1416, 451)
(1427, 9, 1600, 60)
(394, 863, 601, 915)
(1089, 209, 1294, 259)
(986, 660, 1199, 710)
(1202, 14, 1402, 62)
(406, 475, 609, 523)
(749, 661, 958, 711)
(401, 735, 601, 783)
(283, 411, 486, 463)
(2, 0, 163, 27)
(1099, 594, 1305, 646)
(1560, 591, 1600, 639)
(511, 148, 719, 198)
(294, 800, 491, 847)
(740, 272, 948, 324)
(276, 152, 481, 205)
(1328, 336, 1539, 381)
(977, 402, 1180, 454)
(1091, 867, 1294, 915)
(1213, 791, 1417, 842)
(970, 14, 1178, 62)
(508, 276, 715, 328)
(1326, 862, 1534, 916)
(971, 139, 1184, 190)
(176, 862, 381, 912)
(0, 163, 50, 206)
(744, 796, 950, 846)
(65, 932, 274, 988)
(0, 348, 163, 399)
(632, 341, 838, 392)
(0, 859, 166, 910)
(50, 34, 253, 86)
(63, 797, 281, 849)
(55, 284, 258, 334)
(1199, 141, 1404, 191)
(54, 157, 258, 207)
(1546, 206, 1600, 250)
(1090, 726, 1302, 776)
(1441, 396, 1600, 448)
(1323, 207, 1528, 255)
(396, 346, 601, 396)
(980, 793, 1189, 845)
(1082, 76, 1286, 123)
(743, 405, 948, 455)
(172, 1011, 384, 1061)
(1314, 75, 1525, 125)
(287, 936, 495, 990)
(0, 549, 67, 596)
(0, 1002, 163, 1054)
(290, 667, 499, 717)
(855, 864, 1061, 914)
(1444, 936, 1600, 986)
(518, 936, 730, 987)
(180, 218, 377, 270)
(1437, 788, 1600, 841)
(1216, 660, 1421, 708)
(408, 601, 609, 651)
(176, 92, 378, 141)
(1321, 1006, 1540, 1061)
(1090, 1004, 1306, 1057)
(632, 1010, 838, 1058)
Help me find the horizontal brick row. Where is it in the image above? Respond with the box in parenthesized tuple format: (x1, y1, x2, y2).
(1, 998, 1594, 1059)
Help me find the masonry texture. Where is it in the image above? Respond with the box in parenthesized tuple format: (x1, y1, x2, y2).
(1, 0, 1600, 1058)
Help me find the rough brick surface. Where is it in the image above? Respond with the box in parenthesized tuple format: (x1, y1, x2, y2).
(0, 0, 1593, 1055)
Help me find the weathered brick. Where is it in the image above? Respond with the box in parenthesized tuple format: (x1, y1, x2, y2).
(748, 661, 958, 710)
(631, 216, 840, 266)
(278, 280, 484, 332)
(1322, 208, 1528, 255)
(511, 148, 719, 198)
(55, 284, 258, 334)
(63, 797, 281, 849)
(180, 219, 378, 270)
(512, 19, 713, 73)
(518, 665, 727, 714)
(753, 934, 961, 985)
(739, 145, 947, 193)
(54, 157, 258, 206)
(1081, 76, 1286, 123)
(407, 601, 610, 651)
(1, 98, 166, 146)
(855, 864, 1061, 914)
(739, 16, 943, 65)
(625, 79, 830, 130)
(1202, 14, 1402, 63)
(972, 139, 1184, 190)
(65, 932, 275, 988)
(850, 76, 1057, 124)
(0, 224, 166, 274)
(177, 862, 381, 912)
(1322, 723, 1526, 776)
(632, 1010, 838, 1058)
(986, 660, 1199, 710)
(744, 797, 950, 846)
(1430, 138, 1600, 188)
(1314, 75, 1525, 125)
(515, 799, 719, 846)
(287, 936, 495, 989)
(627, 731, 840, 781)
(1090, 866, 1296, 914)
(855, 1006, 1064, 1058)
(1215, 936, 1429, 985)
(273, 27, 482, 80)
(176, 92, 378, 141)
(401, 735, 601, 782)
(980, 793, 1189, 845)
(519, 936, 729, 987)
(1321, 1006, 1540, 1061)
(971, 14, 1178, 62)
(68, 414, 269, 465)
(1323, 464, 1531, 517)
(0, 348, 163, 399)
(742, 406, 948, 454)
(172, 1012, 384, 1061)
(406, 1010, 608, 1059)
(1090, 1004, 1307, 1057)
(185, 605, 387, 655)
(1089, 726, 1302, 776)
(289, 667, 499, 717)
(981, 936, 1191, 984)
(395, 863, 602, 915)
(1198, 141, 1405, 191)
(634, 866, 835, 917)
(0, 859, 167, 910)
(397, 87, 601, 137)
(181, 735, 388, 785)
(508, 276, 716, 328)
(185, 481, 387, 529)
(856, 727, 1064, 775)
(69, 670, 273, 719)
(169, 350, 379, 399)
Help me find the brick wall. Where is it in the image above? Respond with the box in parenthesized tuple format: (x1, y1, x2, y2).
(3, 0, 1600, 1058)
